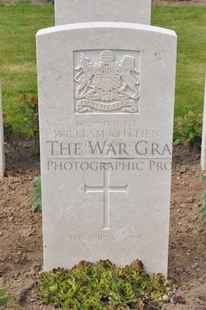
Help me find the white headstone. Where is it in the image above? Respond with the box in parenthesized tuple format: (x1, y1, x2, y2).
(55, 0, 151, 26)
(0, 82, 5, 179)
(37, 22, 177, 277)
(201, 76, 206, 171)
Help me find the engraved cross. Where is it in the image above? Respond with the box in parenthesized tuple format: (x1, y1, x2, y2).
(84, 169, 128, 230)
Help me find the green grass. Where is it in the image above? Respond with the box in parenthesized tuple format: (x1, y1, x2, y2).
(0, 4, 205, 136)
(0, 3, 54, 135)
(152, 6, 206, 118)
(0, 278, 13, 309)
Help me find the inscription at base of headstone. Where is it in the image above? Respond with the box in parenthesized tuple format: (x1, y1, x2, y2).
(37, 22, 177, 277)
(0, 82, 5, 179)
(55, 0, 151, 26)
(201, 76, 206, 171)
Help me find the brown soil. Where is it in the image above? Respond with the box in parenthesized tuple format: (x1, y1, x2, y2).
(0, 145, 206, 309)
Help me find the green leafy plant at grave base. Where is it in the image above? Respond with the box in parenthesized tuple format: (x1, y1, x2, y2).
(30, 176, 41, 212)
(199, 174, 206, 221)
(174, 111, 202, 148)
(0, 278, 16, 309)
(3, 112, 17, 146)
(3, 121, 15, 145)
(37, 259, 172, 310)
(0, 287, 11, 307)
(18, 95, 39, 140)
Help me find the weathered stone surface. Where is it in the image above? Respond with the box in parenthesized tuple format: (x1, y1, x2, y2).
(55, 0, 151, 25)
(37, 22, 177, 277)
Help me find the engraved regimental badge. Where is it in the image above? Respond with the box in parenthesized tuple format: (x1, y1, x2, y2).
(74, 50, 140, 113)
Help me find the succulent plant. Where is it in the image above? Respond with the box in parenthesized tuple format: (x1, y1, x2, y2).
(37, 259, 172, 309)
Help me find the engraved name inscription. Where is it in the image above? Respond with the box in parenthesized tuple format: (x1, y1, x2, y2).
(74, 50, 140, 113)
